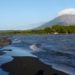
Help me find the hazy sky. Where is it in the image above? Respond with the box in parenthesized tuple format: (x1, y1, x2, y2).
(0, 0, 75, 30)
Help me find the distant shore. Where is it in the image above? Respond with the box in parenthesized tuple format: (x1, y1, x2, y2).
(1, 56, 68, 75)
(1, 25, 75, 35)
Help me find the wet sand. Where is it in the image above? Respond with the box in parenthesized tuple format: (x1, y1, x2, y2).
(1, 56, 68, 75)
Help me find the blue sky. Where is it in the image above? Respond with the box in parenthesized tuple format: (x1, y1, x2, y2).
(0, 0, 75, 30)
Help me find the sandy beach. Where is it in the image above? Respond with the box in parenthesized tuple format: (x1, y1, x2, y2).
(1, 56, 68, 75)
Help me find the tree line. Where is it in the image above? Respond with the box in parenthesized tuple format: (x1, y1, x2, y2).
(0, 25, 75, 35)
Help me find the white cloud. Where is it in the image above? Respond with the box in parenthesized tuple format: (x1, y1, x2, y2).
(58, 8, 75, 16)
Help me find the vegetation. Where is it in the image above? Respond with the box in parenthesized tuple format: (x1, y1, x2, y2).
(51, 25, 75, 34)
(0, 25, 75, 35)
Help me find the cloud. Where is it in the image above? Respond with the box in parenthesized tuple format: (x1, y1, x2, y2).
(58, 8, 75, 16)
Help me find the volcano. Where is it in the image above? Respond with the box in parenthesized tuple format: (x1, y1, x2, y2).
(36, 8, 75, 29)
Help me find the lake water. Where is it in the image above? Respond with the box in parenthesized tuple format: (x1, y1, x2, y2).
(0, 34, 75, 75)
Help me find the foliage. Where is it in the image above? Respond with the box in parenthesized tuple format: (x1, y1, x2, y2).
(1, 25, 75, 35)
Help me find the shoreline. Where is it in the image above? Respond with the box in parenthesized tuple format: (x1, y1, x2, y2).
(1, 56, 68, 75)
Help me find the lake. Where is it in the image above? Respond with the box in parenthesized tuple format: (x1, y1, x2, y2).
(0, 34, 75, 75)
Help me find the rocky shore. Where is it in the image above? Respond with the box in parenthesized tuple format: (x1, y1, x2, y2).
(1, 57, 68, 75)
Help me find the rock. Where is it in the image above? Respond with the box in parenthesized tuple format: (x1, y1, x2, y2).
(0, 37, 12, 47)
(1, 57, 68, 75)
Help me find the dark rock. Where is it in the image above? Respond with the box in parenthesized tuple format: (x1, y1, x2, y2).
(1, 57, 68, 75)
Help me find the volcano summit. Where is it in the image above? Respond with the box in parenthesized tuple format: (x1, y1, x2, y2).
(37, 8, 75, 29)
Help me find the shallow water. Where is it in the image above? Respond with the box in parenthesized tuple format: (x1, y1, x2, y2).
(0, 34, 75, 75)
(0, 45, 36, 75)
